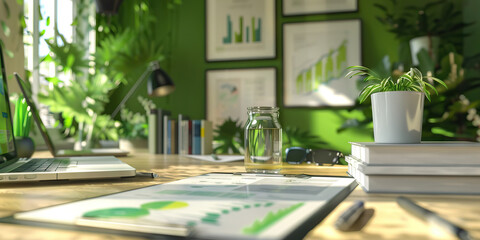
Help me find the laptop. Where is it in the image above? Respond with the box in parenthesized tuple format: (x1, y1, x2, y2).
(14, 73, 129, 157)
(0, 46, 135, 182)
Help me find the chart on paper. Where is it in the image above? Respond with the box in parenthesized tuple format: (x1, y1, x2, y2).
(14, 174, 356, 239)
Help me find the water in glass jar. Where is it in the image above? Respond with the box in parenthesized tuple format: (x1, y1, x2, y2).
(244, 128, 282, 173)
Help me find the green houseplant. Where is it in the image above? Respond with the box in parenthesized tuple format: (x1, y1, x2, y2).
(346, 66, 447, 143)
(118, 96, 156, 152)
(38, 0, 169, 148)
(375, 0, 472, 66)
(12, 94, 34, 158)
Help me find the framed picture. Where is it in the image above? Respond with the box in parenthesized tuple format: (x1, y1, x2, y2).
(282, 0, 358, 16)
(206, 68, 276, 128)
(205, 0, 276, 61)
(283, 19, 362, 108)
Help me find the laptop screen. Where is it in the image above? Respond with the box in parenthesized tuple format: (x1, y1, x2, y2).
(15, 73, 57, 155)
(0, 46, 17, 159)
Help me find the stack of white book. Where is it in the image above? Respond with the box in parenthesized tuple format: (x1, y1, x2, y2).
(346, 141, 480, 194)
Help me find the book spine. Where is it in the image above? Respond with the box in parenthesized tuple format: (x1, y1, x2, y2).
(155, 109, 167, 154)
(167, 120, 172, 154)
(171, 120, 177, 154)
(148, 109, 157, 154)
(203, 120, 213, 155)
(181, 120, 189, 155)
(177, 114, 183, 155)
(193, 120, 201, 154)
(188, 120, 192, 154)
(163, 115, 169, 154)
(201, 121, 205, 155)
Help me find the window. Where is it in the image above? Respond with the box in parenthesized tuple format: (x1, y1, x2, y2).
(23, 0, 95, 128)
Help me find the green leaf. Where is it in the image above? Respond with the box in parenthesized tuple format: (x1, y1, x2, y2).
(1, 21, 11, 37)
(424, 81, 438, 95)
(19, 15, 26, 29)
(4, 49, 14, 58)
(39, 29, 46, 37)
(38, 5, 43, 20)
(46, 16, 50, 26)
(45, 76, 62, 85)
(417, 49, 435, 73)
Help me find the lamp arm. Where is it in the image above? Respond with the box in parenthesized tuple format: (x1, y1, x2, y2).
(110, 67, 151, 120)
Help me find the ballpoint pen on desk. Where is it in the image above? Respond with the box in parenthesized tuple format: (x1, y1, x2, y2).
(335, 200, 365, 231)
(397, 196, 473, 240)
(135, 172, 159, 178)
(211, 153, 220, 160)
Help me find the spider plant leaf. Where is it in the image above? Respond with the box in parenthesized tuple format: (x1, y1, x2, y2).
(424, 81, 439, 95)
(424, 90, 432, 102)
(425, 76, 448, 89)
(410, 85, 423, 92)
(359, 85, 375, 103)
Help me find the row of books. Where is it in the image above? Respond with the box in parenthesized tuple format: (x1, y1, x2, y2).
(346, 141, 480, 194)
(148, 110, 213, 155)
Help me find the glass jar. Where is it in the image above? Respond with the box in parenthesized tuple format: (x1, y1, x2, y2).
(244, 106, 282, 174)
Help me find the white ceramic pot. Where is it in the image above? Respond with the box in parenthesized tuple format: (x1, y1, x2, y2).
(409, 36, 439, 66)
(371, 91, 424, 144)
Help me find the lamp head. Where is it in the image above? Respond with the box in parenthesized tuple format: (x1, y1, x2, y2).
(148, 61, 175, 97)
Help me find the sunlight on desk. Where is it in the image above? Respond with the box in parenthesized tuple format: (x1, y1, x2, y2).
(0, 150, 478, 240)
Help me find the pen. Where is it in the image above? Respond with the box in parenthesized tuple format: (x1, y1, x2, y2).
(334, 200, 365, 231)
(135, 172, 158, 178)
(397, 196, 473, 240)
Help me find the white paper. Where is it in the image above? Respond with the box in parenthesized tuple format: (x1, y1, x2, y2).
(186, 154, 244, 163)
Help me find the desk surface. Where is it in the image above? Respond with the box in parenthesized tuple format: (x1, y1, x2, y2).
(0, 150, 479, 240)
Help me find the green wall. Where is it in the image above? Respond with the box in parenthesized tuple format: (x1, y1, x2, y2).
(107, 0, 472, 154)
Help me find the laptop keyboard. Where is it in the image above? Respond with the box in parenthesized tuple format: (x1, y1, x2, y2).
(11, 158, 70, 172)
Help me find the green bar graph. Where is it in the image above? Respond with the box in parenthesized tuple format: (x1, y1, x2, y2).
(234, 16, 243, 43)
(222, 15, 232, 44)
(293, 40, 349, 94)
(223, 15, 262, 44)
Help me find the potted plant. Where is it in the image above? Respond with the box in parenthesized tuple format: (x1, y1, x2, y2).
(375, 0, 472, 66)
(118, 96, 154, 153)
(346, 66, 447, 143)
(12, 95, 34, 158)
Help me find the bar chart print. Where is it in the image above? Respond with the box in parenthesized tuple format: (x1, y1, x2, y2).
(223, 15, 262, 44)
(206, 0, 275, 61)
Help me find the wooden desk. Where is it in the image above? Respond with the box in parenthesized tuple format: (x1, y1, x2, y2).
(0, 151, 479, 240)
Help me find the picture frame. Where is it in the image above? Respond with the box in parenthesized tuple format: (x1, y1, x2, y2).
(282, 0, 358, 16)
(205, 0, 276, 62)
(206, 68, 277, 128)
(283, 19, 362, 108)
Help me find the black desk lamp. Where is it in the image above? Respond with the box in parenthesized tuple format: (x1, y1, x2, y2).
(110, 61, 174, 120)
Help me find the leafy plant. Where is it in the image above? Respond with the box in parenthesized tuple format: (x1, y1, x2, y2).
(38, 73, 119, 143)
(12, 94, 32, 138)
(339, 51, 480, 142)
(39, 0, 172, 146)
(119, 109, 147, 139)
(282, 126, 326, 158)
(213, 118, 327, 156)
(346, 66, 447, 103)
(118, 96, 156, 139)
(44, 29, 90, 75)
(375, 0, 472, 42)
(0, 0, 25, 58)
(214, 118, 244, 154)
